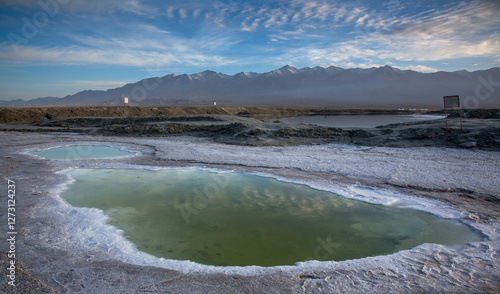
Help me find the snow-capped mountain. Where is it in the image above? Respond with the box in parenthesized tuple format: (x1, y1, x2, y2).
(2, 65, 499, 108)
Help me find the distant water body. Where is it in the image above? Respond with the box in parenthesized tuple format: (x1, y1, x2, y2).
(278, 114, 444, 128)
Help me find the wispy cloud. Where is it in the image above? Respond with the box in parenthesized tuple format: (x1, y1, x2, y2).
(166, 6, 175, 19)
(1, 0, 499, 75)
(192, 8, 201, 19)
(0, 0, 159, 16)
(159, 0, 367, 37)
(0, 38, 237, 68)
(377, 37, 500, 61)
(275, 0, 500, 69)
(241, 17, 263, 32)
(57, 80, 133, 90)
(277, 32, 500, 69)
(178, 8, 188, 20)
(404, 65, 438, 73)
(391, 1, 499, 37)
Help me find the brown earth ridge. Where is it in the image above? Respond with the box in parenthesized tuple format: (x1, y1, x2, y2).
(1, 107, 499, 150)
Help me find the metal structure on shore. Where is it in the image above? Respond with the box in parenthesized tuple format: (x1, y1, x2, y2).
(443, 95, 463, 132)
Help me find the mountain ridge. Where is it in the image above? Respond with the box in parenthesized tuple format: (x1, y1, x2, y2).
(2, 65, 499, 108)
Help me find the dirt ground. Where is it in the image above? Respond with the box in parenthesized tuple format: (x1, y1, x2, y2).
(1, 107, 499, 151)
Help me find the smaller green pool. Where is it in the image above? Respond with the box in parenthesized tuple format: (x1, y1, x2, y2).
(32, 145, 135, 160)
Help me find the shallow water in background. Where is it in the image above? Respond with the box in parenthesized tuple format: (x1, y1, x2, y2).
(278, 114, 444, 128)
(32, 145, 134, 160)
(61, 168, 483, 267)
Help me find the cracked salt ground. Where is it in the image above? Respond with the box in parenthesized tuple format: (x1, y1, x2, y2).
(1, 132, 499, 293)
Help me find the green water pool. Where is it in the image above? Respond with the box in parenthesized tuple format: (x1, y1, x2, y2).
(60, 168, 483, 267)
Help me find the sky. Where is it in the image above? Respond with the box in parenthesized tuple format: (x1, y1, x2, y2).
(0, 0, 499, 101)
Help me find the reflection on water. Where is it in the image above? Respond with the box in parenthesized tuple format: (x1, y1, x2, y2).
(32, 145, 134, 160)
(278, 115, 444, 128)
(61, 168, 482, 267)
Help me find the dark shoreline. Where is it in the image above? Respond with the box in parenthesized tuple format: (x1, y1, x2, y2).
(0, 106, 447, 124)
(1, 107, 499, 151)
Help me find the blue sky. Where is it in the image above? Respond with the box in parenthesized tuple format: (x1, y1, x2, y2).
(1, 0, 499, 101)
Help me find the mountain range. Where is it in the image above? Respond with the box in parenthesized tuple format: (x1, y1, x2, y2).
(2, 65, 499, 108)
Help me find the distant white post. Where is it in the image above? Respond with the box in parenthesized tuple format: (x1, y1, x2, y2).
(213, 101, 217, 106)
(124, 97, 129, 106)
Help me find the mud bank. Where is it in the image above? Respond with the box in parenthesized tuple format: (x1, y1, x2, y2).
(1, 131, 499, 293)
(2, 112, 500, 151)
(0, 106, 429, 124)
